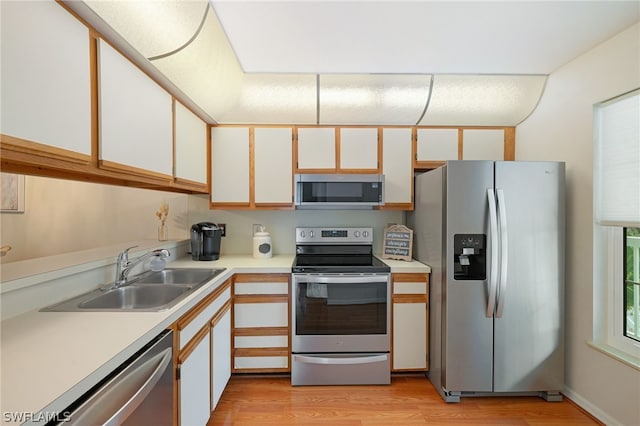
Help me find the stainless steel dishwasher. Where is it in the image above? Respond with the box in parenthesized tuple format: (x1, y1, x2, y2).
(57, 330, 174, 425)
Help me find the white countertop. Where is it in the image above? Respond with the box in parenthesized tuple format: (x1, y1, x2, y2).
(0, 254, 429, 425)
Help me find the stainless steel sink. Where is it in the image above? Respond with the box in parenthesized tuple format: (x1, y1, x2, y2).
(132, 268, 221, 285)
(41, 267, 226, 312)
(78, 284, 193, 310)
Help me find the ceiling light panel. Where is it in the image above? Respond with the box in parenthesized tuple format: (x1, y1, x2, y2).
(84, 0, 208, 59)
(215, 74, 317, 124)
(151, 7, 244, 122)
(420, 74, 547, 126)
(319, 74, 431, 125)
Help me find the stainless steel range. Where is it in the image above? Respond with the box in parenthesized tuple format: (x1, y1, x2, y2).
(291, 227, 391, 386)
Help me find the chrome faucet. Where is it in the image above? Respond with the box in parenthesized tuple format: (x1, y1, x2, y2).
(114, 246, 170, 287)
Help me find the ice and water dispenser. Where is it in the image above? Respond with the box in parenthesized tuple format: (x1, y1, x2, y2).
(453, 234, 486, 280)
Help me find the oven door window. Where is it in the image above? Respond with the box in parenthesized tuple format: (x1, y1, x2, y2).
(295, 278, 388, 335)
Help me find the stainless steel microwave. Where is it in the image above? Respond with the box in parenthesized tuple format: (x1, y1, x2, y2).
(294, 174, 385, 209)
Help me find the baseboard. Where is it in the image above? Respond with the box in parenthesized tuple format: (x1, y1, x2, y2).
(563, 386, 620, 426)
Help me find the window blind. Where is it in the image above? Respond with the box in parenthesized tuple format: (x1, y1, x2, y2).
(595, 89, 640, 227)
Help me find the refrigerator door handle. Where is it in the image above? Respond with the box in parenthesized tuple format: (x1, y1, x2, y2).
(496, 189, 509, 318)
(487, 189, 499, 318)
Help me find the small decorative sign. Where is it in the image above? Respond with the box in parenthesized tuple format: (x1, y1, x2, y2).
(382, 224, 413, 261)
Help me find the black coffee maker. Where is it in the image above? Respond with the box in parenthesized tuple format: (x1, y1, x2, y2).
(190, 222, 221, 261)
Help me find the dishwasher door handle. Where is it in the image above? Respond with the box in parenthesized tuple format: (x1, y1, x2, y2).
(103, 347, 172, 426)
(65, 343, 173, 426)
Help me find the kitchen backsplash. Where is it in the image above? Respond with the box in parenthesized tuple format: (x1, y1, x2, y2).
(188, 195, 404, 255)
(0, 175, 189, 263)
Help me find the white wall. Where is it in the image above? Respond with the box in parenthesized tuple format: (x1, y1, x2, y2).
(0, 176, 190, 263)
(0, 178, 403, 264)
(516, 23, 640, 426)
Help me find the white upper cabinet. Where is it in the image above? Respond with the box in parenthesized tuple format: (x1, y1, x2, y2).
(211, 127, 250, 205)
(339, 128, 379, 171)
(296, 127, 381, 173)
(254, 128, 293, 205)
(382, 128, 413, 207)
(1, 1, 91, 156)
(416, 129, 459, 162)
(296, 128, 336, 171)
(174, 102, 207, 185)
(462, 129, 505, 160)
(98, 39, 173, 176)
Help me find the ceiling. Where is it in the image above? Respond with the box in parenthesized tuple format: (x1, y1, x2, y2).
(70, 0, 639, 126)
(211, 0, 640, 75)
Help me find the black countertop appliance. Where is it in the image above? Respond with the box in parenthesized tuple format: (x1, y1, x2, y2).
(190, 222, 221, 261)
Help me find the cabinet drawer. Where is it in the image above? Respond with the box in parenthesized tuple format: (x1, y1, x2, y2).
(234, 303, 288, 328)
(234, 356, 289, 370)
(234, 335, 288, 348)
(234, 282, 289, 295)
(393, 281, 427, 294)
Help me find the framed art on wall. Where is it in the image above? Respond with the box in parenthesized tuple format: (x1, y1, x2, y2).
(1, 173, 25, 213)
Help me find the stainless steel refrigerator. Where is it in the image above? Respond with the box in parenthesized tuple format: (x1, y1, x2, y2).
(407, 160, 565, 402)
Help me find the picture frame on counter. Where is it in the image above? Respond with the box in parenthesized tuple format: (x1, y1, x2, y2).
(382, 224, 413, 261)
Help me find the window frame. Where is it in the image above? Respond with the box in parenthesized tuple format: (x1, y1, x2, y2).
(623, 227, 640, 342)
(592, 88, 640, 367)
(592, 227, 640, 365)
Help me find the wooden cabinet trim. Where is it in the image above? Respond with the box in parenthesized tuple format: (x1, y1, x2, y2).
(173, 177, 208, 192)
(177, 279, 231, 331)
(393, 294, 429, 303)
(380, 202, 414, 211)
(392, 273, 429, 283)
(234, 294, 289, 304)
(504, 127, 516, 160)
(98, 159, 173, 182)
(1, 135, 91, 165)
(210, 299, 232, 328)
(233, 274, 290, 283)
(335, 127, 341, 172)
(178, 323, 209, 364)
(234, 347, 289, 357)
(248, 127, 256, 208)
(233, 327, 289, 337)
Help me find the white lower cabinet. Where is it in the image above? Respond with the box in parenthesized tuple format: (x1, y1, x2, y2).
(176, 279, 232, 425)
(232, 274, 290, 373)
(391, 273, 429, 371)
(179, 331, 211, 426)
(211, 307, 231, 410)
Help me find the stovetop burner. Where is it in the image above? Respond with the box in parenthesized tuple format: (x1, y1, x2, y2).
(292, 227, 391, 274)
(291, 256, 390, 274)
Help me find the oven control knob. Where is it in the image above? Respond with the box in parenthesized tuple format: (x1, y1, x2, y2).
(300, 231, 305, 238)
(309, 231, 314, 238)
(354, 231, 361, 238)
(363, 230, 369, 238)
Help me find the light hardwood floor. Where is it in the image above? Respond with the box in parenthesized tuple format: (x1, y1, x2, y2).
(207, 375, 601, 425)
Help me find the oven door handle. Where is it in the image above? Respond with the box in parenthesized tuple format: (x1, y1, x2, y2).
(293, 354, 389, 365)
(295, 275, 389, 284)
